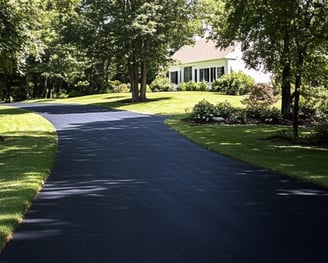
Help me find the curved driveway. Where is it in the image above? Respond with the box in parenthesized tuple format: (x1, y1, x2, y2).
(1, 103, 328, 263)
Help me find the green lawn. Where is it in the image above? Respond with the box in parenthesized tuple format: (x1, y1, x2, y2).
(0, 106, 57, 251)
(33, 91, 244, 115)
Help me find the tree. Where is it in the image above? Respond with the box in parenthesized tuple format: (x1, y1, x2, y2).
(210, 0, 328, 137)
(96, 0, 199, 102)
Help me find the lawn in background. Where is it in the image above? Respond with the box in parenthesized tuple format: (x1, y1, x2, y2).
(0, 106, 57, 251)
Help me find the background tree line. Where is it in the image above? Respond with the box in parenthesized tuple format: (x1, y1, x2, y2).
(0, 0, 202, 102)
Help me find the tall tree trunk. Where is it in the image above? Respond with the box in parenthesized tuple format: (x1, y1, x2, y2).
(5, 75, 11, 103)
(44, 76, 49, 99)
(293, 48, 304, 139)
(140, 61, 147, 102)
(130, 64, 139, 102)
(281, 30, 291, 118)
(25, 74, 30, 100)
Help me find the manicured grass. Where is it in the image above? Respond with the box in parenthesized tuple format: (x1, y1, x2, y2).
(167, 117, 328, 187)
(0, 106, 57, 251)
(32, 92, 244, 115)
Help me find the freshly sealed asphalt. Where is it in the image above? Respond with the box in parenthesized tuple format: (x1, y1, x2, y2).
(1, 103, 328, 263)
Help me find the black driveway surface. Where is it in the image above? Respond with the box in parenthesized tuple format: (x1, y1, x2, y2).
(1, 103, 327, 263)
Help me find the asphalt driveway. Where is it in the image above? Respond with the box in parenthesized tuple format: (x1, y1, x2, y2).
(1, 103, 328, 263)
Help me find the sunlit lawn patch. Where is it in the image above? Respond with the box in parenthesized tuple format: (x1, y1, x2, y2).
(0, 107, 57, 251)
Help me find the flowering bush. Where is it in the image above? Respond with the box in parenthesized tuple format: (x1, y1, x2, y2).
(191, 99, 216, 122)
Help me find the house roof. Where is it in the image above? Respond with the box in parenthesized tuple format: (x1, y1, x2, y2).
(171, 38, 238, 64)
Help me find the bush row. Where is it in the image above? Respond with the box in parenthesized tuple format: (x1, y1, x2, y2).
(191, 83, 281, 124)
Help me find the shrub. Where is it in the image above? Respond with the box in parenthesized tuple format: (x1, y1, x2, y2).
(310, 121, 328, 145)
(299, 86, 328, 118)
(215, 100, 235, 119)
(185, 81, 198, 91)
(242, 83, 277, 109)
(109, 80, 122, 92)
(259, 108, 282, 124)
(150, 75, 174, 92)
(191, 99, 216, 123)
(212, 71, 255, 95)
(116, 83, 130, 93)
(69, 80, 93, 97)
(178, 82, 187, 91)
(197, 81, 209, 91)
(68, 90, 82, 98)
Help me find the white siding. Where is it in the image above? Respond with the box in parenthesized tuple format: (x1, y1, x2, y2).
(168, 44, 272, 85)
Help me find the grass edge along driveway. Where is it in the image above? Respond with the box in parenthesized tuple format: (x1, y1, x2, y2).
(0, 106, 57, 252)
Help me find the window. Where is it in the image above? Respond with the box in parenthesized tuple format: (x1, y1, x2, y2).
(210, 67, 217, 82)
(184, 67, 192, 82)
(200, 68, 209, 82)
(194, 69, 198, 82)
(217, 67, 225, 78)
(170, 71, 178, 84)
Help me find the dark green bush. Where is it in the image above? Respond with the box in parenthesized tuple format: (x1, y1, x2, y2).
(310, 121, 328, 145)
(259, 108, 282, 124)
(212, 71, 255, 95)
(215, 100, 235, 119)
(69, 80, 93, 97)
(300, 86, 328, 118)
(191, 99, 216, 123)
(68, 89, 83, 98)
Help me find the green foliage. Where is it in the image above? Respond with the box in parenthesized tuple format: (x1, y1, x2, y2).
(191, 99, 216, 122)
(109, 80, 122, 92)
(299, 86, 328, 118)
(242, 83, 277, 109)
(198, 80, 209, 91)
(258, 107, 282, 124)
(117, 83, 131, 93)
(311, 122, 328, 145)
(150, 75, 174, 92)
(242, 83, 280, 122)
(212, 71, 255, 95)
(69, 81, 92, 97)
(215, 100, 235, 119)
(178, 81, 209, 91)
(210, 0, 328, 137)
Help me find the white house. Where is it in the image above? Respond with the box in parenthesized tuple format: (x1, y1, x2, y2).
(168, 38, 271, 86)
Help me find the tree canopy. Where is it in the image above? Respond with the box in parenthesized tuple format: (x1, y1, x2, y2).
(0, 0, 202, 102)
(210, 0, 328, 137)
